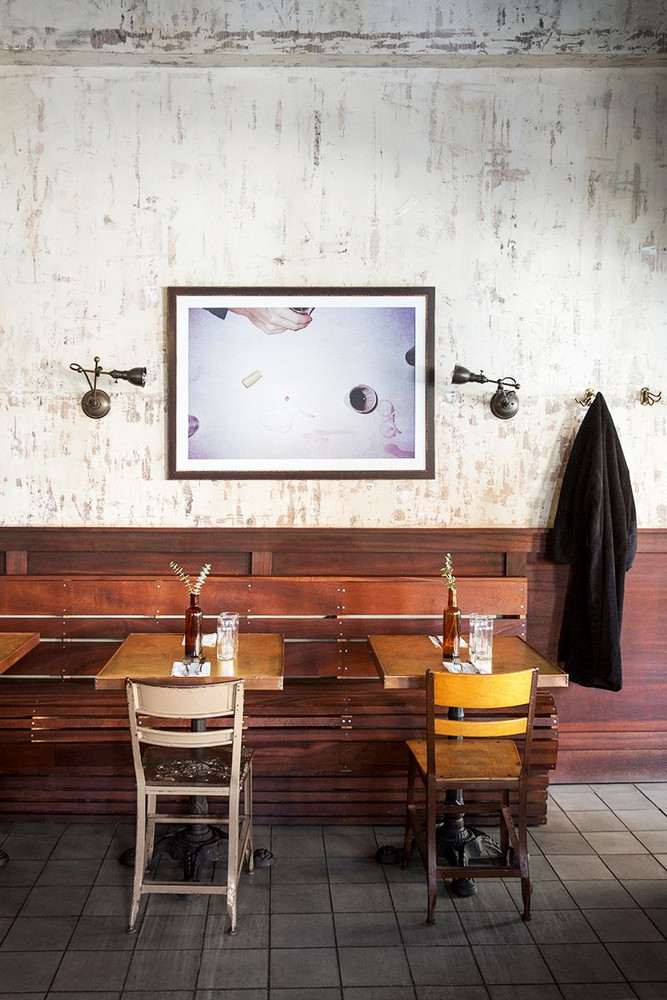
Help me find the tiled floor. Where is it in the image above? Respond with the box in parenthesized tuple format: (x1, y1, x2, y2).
(2, 782, 667, 999)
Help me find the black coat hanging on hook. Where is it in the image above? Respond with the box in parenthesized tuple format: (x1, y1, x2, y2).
(551, 393, 637, 691)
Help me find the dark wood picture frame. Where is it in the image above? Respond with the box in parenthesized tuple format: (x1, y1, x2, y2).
(167, 286, 435, 480)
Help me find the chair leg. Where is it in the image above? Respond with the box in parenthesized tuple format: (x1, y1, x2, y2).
(499, 791, 510, 863)
(245, 764, 255, 874)
(425, 782, 438, 924)
(227, 789, 240, 935)
(128, 794, 146, 933)
(402, 755, 416, 869)
(518, 783, 531, 921)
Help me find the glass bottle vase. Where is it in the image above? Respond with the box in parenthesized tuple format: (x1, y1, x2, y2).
(442, 587, 461, 662)
(184, 592, 203, 660)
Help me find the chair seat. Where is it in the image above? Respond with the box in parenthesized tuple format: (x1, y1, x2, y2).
(143, 745, 254, 787)
(406, 738, 521, 782)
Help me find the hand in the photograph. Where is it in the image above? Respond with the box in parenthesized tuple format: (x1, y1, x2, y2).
(228, 307, 313, 335)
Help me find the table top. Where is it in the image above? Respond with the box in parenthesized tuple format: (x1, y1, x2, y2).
(367, 634, 568, 690)
(95, 633, 284, 691)
(0, 632, 40, 674)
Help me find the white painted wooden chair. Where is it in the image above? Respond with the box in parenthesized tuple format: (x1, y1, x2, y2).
(126, 678, 254, 934)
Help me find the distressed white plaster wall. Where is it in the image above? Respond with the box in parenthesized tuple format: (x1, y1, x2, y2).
(1, 64, 665, 528)
(1, 1, 665, 62)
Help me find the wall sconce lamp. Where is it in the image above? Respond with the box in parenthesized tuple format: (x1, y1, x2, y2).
(451, 364, 521, 419)
(70, 356, 147, 418)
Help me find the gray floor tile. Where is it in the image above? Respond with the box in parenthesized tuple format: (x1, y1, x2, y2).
(632, 984, 667, 999)
(525, 907, 598, 943)
(0, 951, 62, 992)
(0, 916, 77, 951)
(51, 949, 132, 991)
(94, 860, 135, 886)
(36, 860, 101, 886)
(339, 946, 411, 987)
(0, 836, 60, 861)
(327, 857, 386, 883)
(198, 948, 269, 990)
(10, 822, 67, 838)
(585, 831, 648, 854)
(528, 856, 559, 881)
(68, 915, 138, 951)
(270, 947, 340, 989)
(269, 831, 325, 858)
(540, 942, 624, 983)
(336, 911, 402, 948)
(21, 885, 90, 917)
(416, 989, 489, 1000)
(331, 883, 394, 912)
(645, 908, 667, 936)
(607, 942, 667, 981)
(583, 906, 664, 941)
(548, 786, 606, 811)
(0, 887, 31, 917)
(136, 913, 207, 950)
(602, 854, 667, 879)
(52, 826, 117, 861)
(506, 878, 577, 910)
(49, 994, 120, 1000)
(126, 994, 193, 1000)
(488, 988, 562, 1000)
(615, 808, 667, 831)
(558, 986, 638, 1000)
(324, 829, 379, 858)
(636, 831, 667, 853)
(126, 948, 202, 990)
(622, 879, 667, 907)
(270, 858, 329, 884)
(568, 809, 626, 832)
(450, 882, 518, 912)
(345, 989, 415, 1000)
(545, 854, 615, 880)
(389, 881, 454, 913)
(144, 891, 208, 915)
(397, 911, 466, 947)
(271, 912, 335, 948)
(563, 879, 639, 908)
(271, 882, 331, 913)
(472, 944, 553, 984)
(204, 913, 269, 948)
(0, 861, 44, 886)
(590, 784, 655, 810)
(406, 945, 484, 986)
(273, 989, 339, 1000)
(459, 910, 532, 945)
(529, 830, 596, 855)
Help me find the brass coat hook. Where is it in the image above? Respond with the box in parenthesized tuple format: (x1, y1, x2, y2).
(576, 388, 596, 407)
(639, 387, 662, 406)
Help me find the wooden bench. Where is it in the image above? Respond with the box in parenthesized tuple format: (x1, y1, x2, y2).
(0, 530, 559, 824)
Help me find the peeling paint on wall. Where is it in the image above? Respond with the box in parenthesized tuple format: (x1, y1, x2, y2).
(0, 63, 664, 529)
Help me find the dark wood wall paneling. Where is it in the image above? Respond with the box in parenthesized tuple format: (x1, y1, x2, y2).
(0, 527, 664, 822)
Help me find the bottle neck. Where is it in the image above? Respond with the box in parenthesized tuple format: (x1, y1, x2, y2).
(447, 587, 458, 609)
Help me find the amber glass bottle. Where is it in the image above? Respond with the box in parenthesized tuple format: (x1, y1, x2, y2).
(442, 587, 461, 661)
(184, 592, 203, 659)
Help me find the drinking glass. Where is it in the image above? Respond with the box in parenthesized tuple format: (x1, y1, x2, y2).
(468, 614, 494, 671)
(216, 612, 239, 661)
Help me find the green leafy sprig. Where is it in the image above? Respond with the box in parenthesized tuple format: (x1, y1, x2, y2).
(170, 561, 212, 595)
(440, 552, 457, 593)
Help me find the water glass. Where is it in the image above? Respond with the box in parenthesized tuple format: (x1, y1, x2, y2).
(216, 612, 239, 661)
(468, 614, 494, 671)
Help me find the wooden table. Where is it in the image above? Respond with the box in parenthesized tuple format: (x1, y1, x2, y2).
(95, 632, 284, 690)
(368, 634, 568, 689)
(0, 632, 40, 675)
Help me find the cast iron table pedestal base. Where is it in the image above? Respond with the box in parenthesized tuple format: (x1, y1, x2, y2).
(436, 788, 502, 897)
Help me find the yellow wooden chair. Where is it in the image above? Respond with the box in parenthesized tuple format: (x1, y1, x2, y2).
(403, 667, 538, 924)
(126, 678, 254, 935)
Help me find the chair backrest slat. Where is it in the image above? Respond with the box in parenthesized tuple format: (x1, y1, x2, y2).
(426, 667, 539, 776)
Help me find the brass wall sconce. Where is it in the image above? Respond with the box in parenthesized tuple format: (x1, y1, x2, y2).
(639, 387, 662, 406)
(451, 364, 521, 419)
(70, 356, 147, 418)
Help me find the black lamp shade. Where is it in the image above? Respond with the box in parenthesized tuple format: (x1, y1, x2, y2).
(109, 367, 147, 387)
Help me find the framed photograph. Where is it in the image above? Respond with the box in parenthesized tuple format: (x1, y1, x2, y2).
(167, 286, 435, 480)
